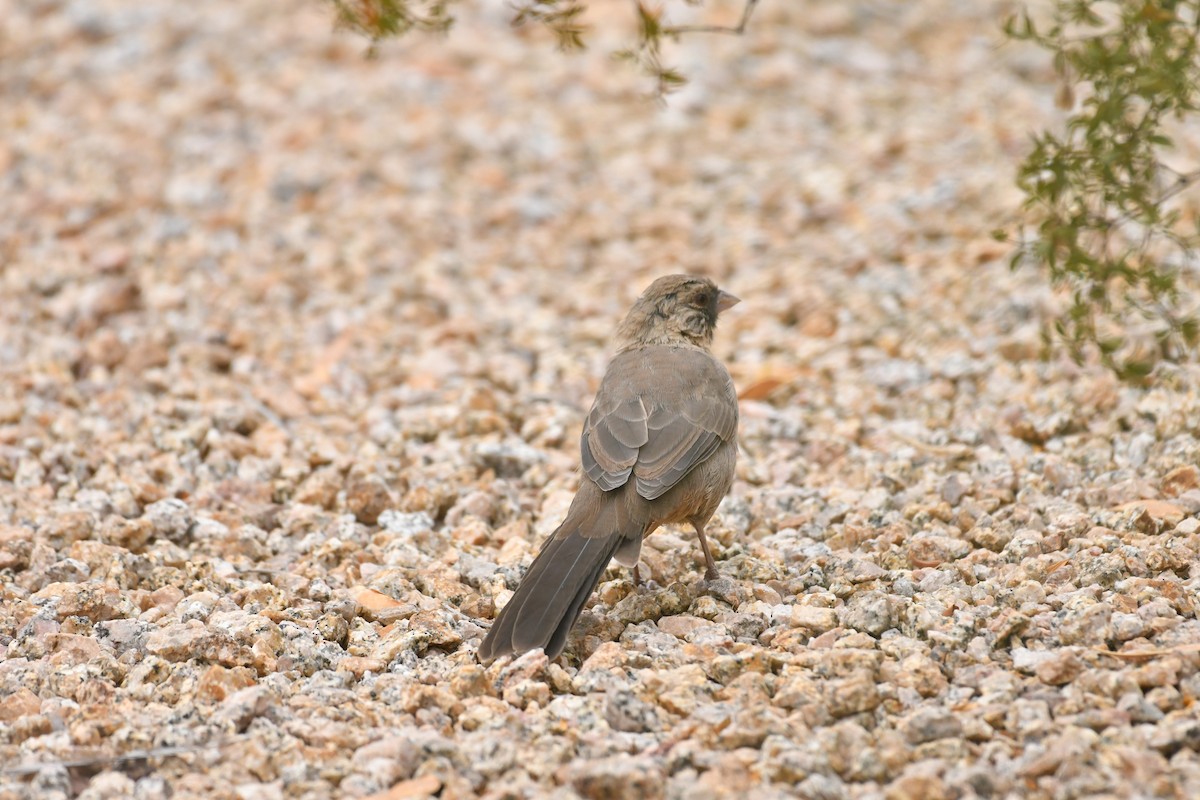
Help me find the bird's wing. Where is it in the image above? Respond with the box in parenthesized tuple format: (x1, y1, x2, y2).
(581, 347, 738, 502)
(580, 390, 646, 491)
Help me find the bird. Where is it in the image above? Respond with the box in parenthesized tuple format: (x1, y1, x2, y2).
(478, 274, 740, 662)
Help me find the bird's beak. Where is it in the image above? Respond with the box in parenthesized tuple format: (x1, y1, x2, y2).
(716, 290, 741, 313)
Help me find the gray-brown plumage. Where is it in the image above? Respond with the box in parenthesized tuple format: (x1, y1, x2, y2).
(478, 275, 740, 662)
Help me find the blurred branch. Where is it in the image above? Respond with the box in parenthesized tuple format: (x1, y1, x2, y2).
(326, 0, 763, 96)
(664, 0, 759, 36)
(1, 738, 247, 778)
(327, 0, 455, 45)
(512, 0, 588, 50)
(616, 1, 761, 97)
(1001, 0, 1200, 381)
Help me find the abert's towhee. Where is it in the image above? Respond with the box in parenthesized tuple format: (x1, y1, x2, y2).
(479, 274, 740, 662)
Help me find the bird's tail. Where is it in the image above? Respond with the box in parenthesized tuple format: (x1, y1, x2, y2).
(479, 482, 644, 662)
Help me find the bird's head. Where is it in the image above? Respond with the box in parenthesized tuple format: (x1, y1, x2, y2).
(615, 274, 740, 351)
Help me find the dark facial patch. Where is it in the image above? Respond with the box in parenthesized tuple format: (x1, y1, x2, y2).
(688, 282, 720, 329)
(704, 287, 720, 327)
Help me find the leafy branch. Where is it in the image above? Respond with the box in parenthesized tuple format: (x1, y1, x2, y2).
(663, 0, 759, 36)
(1001, 0, 1200, 380)
(327, 0, 455, 47)
(326, 0, 761, 96)
(512, 0, 588, 51)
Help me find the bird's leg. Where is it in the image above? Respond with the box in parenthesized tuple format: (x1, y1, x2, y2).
(693, 521, 719, 580)
(632, 564, 642, 586)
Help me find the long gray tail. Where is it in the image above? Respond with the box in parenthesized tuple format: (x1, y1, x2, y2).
(478, 484, 643, 661)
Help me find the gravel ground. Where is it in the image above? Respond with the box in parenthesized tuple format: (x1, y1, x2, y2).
(3, 0, 1200, 798)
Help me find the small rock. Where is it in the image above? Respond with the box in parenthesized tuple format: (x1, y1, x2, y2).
(1149, 717, 1200, 755)
(366, 774, 443, 800)
(657, 614, 712, 639)
(1034, 650, 1083, 685)
(338, 656, 388, 678)
(791, 605, 839, 633)
(885, 770, 948, 800)
(1007, 699, 1053, 738)
(316, 612, 350, 646)
(37, 583, 136, 622)
(346, 476, 393, 525)
(355, 588, 404, 618)
(840, 591, 896, 636)
(81, 770, 139, 798)
(95, 619, 153, 655)
(0, 687, 41, 721)
(800, 308, 838, 338)
(564, 755, 665, 800)
(1119, 500, 1186, 530)
(0, 525, 33, 570)
(901, 707, 962, 744)
(196, 664, 257, 702)
(295, 467, 343, 508)
(378, 511, 435, 538)
(98, 517, 154, 551)
(1117, 692, 1164, 723)
(941, 474, 969, 506)
(795, 774, 848, 800)
(407, 609, 464, 649)
(1162, 465, 1200, 497)
(215, 685, 275, 732)
(1057, 603, 1112, 646)
(605, 689, 659, 732)
(1175, 517, 1200, 535)
(889, 654, 948, 697)
(1012, 648, 1056, 674)
(144, 498, 195, 542)
(38, 511, 96, 548)
(351, 732, 434, 787)
(967, 522, 1013, 552)
(703, 577, 752, 608)
(907, 536, 969, 566)
(502, 679, 550, 710)
(42, 632, 104, 667)
(844, 558, 887, 583)
(145, 620, 212, 661)
(1131, 657, 1182, 689)
(473, 439, 546, 478)
(826, 671, 881, 718)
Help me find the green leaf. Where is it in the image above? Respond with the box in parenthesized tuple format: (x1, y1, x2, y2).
(1002, 0, 1200, 381)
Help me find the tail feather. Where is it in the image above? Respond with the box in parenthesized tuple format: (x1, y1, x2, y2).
(511, 532, 619, 656)
(542, 537, 618, 659)
(479, 484, 644, 662)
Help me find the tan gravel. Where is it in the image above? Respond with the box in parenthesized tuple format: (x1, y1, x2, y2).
(2, 0, 1200, 798)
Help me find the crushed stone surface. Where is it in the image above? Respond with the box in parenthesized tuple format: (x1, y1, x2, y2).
(2, 0, 1200, 797)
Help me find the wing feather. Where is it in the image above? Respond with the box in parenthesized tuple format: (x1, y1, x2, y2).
(580, 347, 737, 502)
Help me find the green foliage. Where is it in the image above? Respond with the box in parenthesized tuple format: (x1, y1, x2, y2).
(1002, 0, 1200, 380)
(512, 1, 588, 52)
(614, 3, 690, 98)
(328, 0, 455, 47)
(325, 0, 758, 97)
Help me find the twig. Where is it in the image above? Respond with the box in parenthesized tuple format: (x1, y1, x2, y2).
(664, 0, 760, 36)
(0, 737, 246, 778)
(1092, 643, 1200, 660)
(889, 432, 974, 460)
(1095, 164, 1200, 233)
(242, 388, 291, 432)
